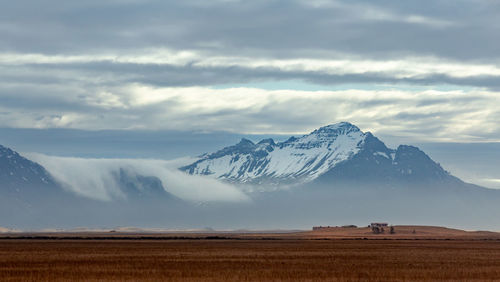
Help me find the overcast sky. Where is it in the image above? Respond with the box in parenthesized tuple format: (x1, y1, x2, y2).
(1, 0, 500, 141)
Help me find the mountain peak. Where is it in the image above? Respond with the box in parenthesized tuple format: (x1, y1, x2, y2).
(257, 138, 275, 145)
(393, 145, 450, 180)
(293, 122, 364, 149)
(202, 138, 257, 159)
(0, 144, 20, 158)
(237, 138, 255, 146)
(313, 122, 360, 135)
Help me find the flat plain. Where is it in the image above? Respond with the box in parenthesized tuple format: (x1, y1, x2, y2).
(1, 238, 500, 281)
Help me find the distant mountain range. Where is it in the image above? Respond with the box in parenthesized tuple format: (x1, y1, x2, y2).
(0, 122, 476, 192)
(1, 122, 499, 230)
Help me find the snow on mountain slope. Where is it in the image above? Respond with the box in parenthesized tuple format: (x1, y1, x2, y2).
(180, 122, 369, 184)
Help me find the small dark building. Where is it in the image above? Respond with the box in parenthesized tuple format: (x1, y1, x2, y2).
(370, 222, 389, 234)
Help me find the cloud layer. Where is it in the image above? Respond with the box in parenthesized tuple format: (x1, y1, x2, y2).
(27, 153, 250, 203)
(2, 84, 499, 142)
(2, 0, 499, 60)
(0, 0, 499, 141)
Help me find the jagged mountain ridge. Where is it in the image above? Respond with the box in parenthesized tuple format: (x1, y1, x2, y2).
(314, 132, 458, 186)
(180, 122, 455, 185)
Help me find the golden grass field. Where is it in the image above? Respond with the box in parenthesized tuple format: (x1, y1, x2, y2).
(1, 238, 500, 281)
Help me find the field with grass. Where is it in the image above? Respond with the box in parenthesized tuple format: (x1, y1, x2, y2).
(1, 239, 500, 281)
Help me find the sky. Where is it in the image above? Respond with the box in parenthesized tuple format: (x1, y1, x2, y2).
(0, 0, 499, 187)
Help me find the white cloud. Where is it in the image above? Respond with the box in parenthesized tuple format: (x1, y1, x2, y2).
(467, 178, 500, 190)
(2, 84, 498, 142)
(120, 85, 500, 142)
(26, 154, 251, 203)
(2, 50, 500, 79)
(84, 91, 128, 109)
(194, 55, 500, 79)
(0, 49, 198, 66)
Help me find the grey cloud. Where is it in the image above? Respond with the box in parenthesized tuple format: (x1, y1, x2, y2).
(0, 0, 499, 142)
(6, 61, 500, 90)
(1, 0, 499, 61)
(392, 111, 459, 121)
(2, 0, 500, 91)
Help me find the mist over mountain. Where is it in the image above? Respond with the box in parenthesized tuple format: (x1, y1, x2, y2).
(1, 122, 500, 230)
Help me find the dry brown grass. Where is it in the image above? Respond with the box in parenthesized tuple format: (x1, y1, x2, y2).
(300, 225, 500, 240)
(1, 239, 500, 281)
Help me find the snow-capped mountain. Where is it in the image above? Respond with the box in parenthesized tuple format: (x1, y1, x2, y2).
(181, 122, 371, 184)
(180, 122, 455, 186)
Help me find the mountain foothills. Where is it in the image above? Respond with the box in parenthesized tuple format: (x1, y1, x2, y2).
(1, 122, 499, 230)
